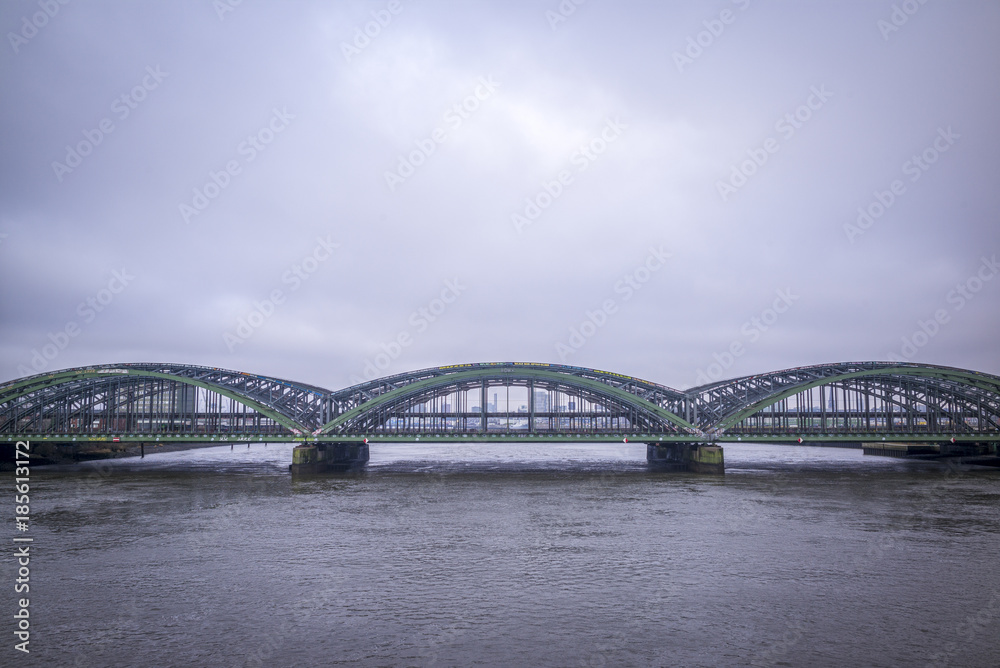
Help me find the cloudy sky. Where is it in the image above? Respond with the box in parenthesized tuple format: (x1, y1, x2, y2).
(1, 0, 998, 392)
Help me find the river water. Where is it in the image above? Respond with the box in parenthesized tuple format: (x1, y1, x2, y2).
(9, 442, 1000, 667)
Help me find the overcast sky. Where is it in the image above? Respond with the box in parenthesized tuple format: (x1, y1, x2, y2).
(1, 0, 998, 392)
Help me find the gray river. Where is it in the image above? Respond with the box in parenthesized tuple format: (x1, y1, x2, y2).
(7, 442, 1000, 667)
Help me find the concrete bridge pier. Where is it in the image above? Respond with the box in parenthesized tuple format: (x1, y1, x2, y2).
(647, 442, 724, 474)
(290, 442, 369, 474)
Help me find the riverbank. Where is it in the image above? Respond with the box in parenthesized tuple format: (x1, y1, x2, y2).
(0, 441, 236, 468)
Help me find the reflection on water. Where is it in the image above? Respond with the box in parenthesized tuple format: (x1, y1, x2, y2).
(15, 443, 1000, 667)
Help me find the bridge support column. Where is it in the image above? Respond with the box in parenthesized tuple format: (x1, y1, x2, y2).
(290, 442, 369, 474)
(647, 443, 724, 474)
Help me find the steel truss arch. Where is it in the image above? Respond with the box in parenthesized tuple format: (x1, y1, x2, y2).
(321, 365, 697, 435)
(689, 362, 1000, 435)
(0, 363, 334, 435)
(328, 362, 692, 418)
(2, 361, 998, 442)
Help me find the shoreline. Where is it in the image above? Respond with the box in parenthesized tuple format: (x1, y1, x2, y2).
(0, 441, 257, 468)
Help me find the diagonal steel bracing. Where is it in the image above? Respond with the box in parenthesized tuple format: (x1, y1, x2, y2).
(2, 361, 998, 442)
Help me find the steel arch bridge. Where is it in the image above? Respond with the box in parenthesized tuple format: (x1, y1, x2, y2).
(2, 361, 999, 451)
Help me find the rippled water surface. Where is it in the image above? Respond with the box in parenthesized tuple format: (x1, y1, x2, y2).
(10, 443, 1000, 667)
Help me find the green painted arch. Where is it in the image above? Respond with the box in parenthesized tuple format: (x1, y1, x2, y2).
(320, 367, 696, 433)
(0, 368, 310, 434)
(715, 366, 1000, 430)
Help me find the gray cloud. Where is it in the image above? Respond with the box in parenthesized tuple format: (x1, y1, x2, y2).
(2, 0, 998, 390)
